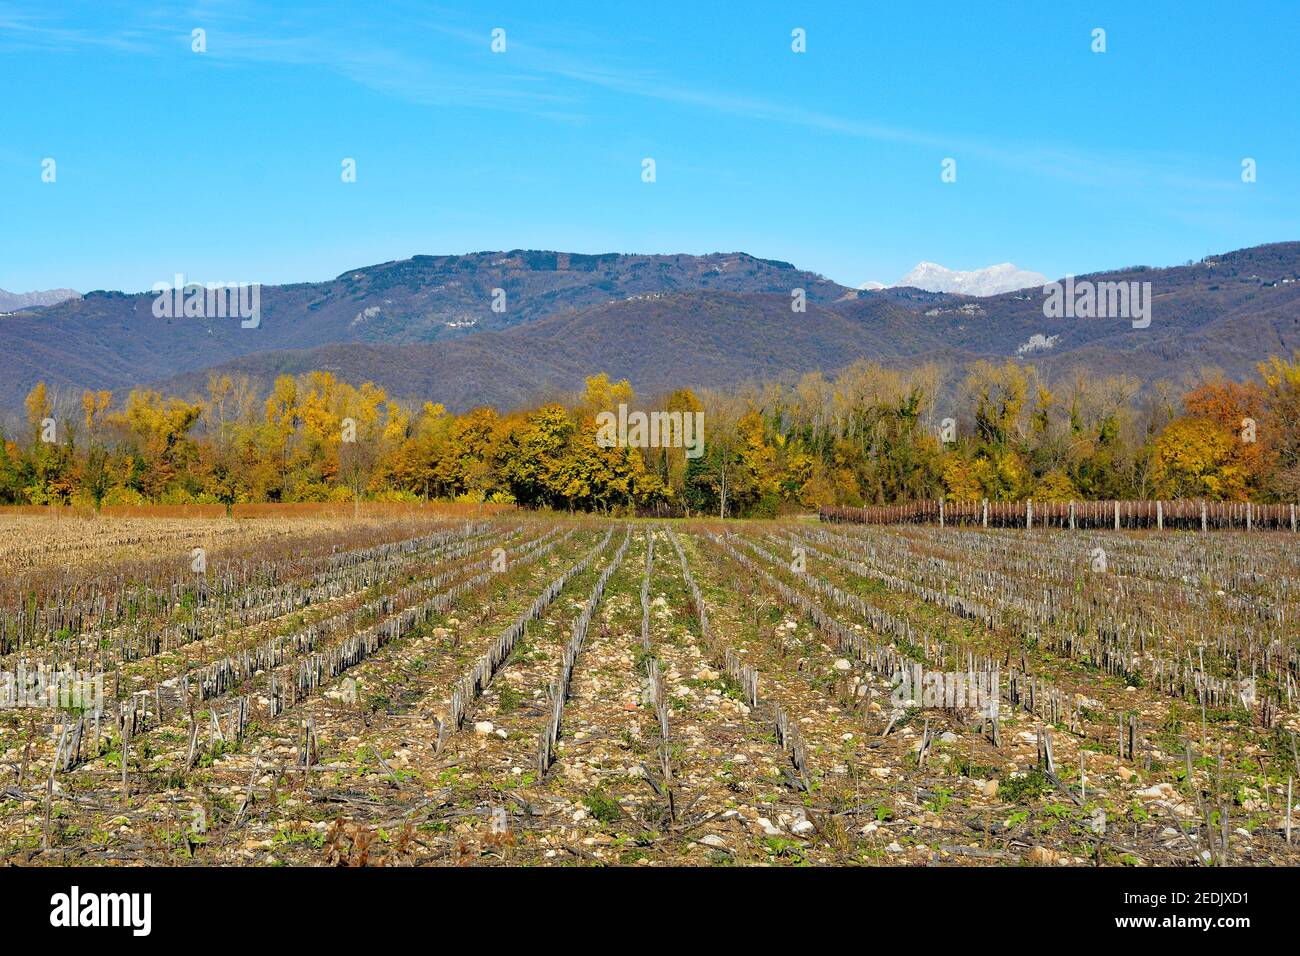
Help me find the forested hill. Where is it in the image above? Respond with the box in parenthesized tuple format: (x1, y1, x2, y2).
(4, 242, 1300, 413)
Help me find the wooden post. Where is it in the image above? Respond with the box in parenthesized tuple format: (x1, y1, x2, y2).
(1156, 500, 1163, 530)
(1246, 502, 1252, 532)
(1068, 500, 1075, 530)
(121, 723, 130, 800)
(1114, 500, 1121, 530)
(44, 725, 70, 851)
(1291, 503, 1296, 532)
(1201, 501, 1208, 532)
(1037, 725, 1054, 774)
(938, 497, 944, 528)
(982, 498, 988, 528)
(1026, 499, 1033, 530)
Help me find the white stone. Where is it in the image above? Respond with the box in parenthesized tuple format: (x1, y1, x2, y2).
(1135, 783, 1178, 802)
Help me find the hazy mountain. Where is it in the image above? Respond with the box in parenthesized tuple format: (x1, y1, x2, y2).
(893, 262, 1049, 296)
(0, 288, 80, 312)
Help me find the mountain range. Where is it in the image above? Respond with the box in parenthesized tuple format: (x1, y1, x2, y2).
(857, 262, 1048, 296)
(2, 243, 1299, 414)
(891, 262, 1049, 296)
(0, 288, 80, 313)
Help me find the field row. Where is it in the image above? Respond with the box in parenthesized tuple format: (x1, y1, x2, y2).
(1, 515, 1296, 866)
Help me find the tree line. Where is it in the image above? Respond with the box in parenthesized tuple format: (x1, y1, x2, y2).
(4, 353, 1299, 516)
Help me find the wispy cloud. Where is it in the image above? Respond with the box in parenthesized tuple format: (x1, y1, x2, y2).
(0, 7, 157, 53)
(0, 3, 1235, 196)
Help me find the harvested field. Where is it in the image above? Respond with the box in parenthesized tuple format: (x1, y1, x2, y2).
(2, 513, 1298, 868)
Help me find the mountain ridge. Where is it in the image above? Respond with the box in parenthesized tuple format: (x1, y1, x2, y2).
(892, 261, 1050, 296)
(4, 242, 1300, 415)
(157, 242, 1300, 412)
(0, 288, 80, 313)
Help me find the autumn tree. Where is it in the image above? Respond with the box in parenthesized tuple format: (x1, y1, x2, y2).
(1152, 418, 1245, 499)
(1256, 353, 1300, 499)
(79, 389, 113, 511)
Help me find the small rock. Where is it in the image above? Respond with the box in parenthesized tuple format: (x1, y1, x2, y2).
(1135, 783, 1178, 802)
(1027, 845, 1063, 866)
(474, 721, 495, 735)
(790, 819, 815, 837)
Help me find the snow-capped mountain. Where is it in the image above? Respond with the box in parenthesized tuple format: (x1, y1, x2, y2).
(857, 280, 887, 291)
(892, 262, 1047, 297)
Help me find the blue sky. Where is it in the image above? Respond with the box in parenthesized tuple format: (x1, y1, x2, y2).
(2, 1, 1297, 293)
